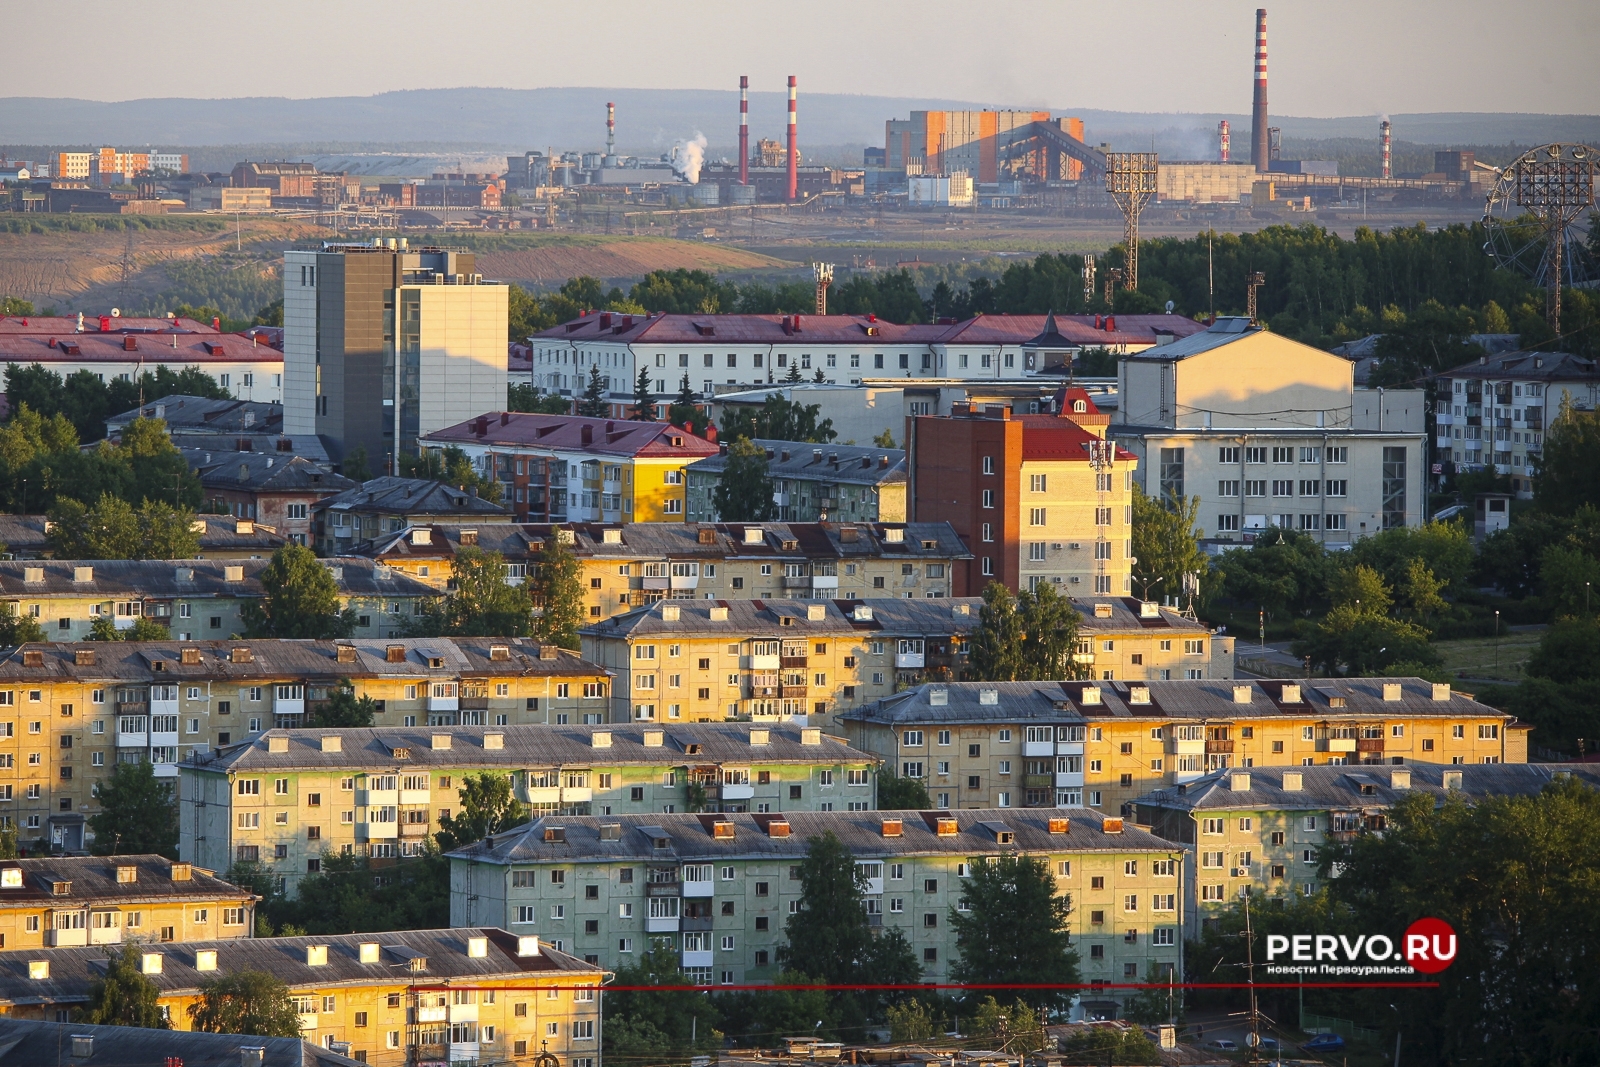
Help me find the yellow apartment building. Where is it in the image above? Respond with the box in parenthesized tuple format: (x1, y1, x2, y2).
(421, 412, 722, 524)
(843, 678, 1527, 816)
(0, 856, 256, 952)
(352, 521, 971, 621)
(180, 722, 880, 897)
(0, 927, 605, 1067)
(0, 638, 609, 853)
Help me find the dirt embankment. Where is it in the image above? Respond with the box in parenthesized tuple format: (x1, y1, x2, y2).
(476, 238, 789, 286)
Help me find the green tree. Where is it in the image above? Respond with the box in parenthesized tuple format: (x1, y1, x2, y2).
(1526, 617, 1600, 684)
(1121, 962, 1182, 1026)
(712, 437, 777, 522)
(1058, 1025, 1162, 1062)
(262, 849, 448, 934)
(718, 393, 837, 444)
(1319, 776, 1600, 1065)
(968, 581, 1026, 681)
(0, 610, 46, 644)
(1295, 606, 1439, 676)
(188, 970, 303, 1037)
(341, 446, 372, 482)
(876, 769, 931, 810)
(872, 428, 897, 449)
(1131, 487, 1206, 606)
(578, 364, 610, 417)
(885, 999, 938, 1042)
(88, 760, 178, 858)
(0, 297, 35, 316)
(666, 373, 709, 436)
(529, 533, 584, 650)
(0, 823, 17, 859)
(715, 968, 836, 1045)
(1540, 543, 1600, 618)
(242, 544, 356, 639)
(1215, 527, 1335, 621)
(778, 831, 920, 1022)
(435, 772, 529, 852)
(949, 854, 1080, 1011)
(399, 445, 503, 503)
(967, 582, 1084, 681)
(77, 944, 169, 1029)
(1327, 562, 1394, 614)
(87, 615, 122, 641)
(509, 382, 571, 414)
(630, 269, 740, 315)
(969, 997, 1045, 1052)
(436, 546, 534, 636)
(630, 365, 656, 420)
(606, 943, 722, 1052)
(252, 298, 284, 327)
(306, 685, 378, 728)
(784, 360, 804, 383)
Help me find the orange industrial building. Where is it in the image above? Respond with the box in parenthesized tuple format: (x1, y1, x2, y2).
(884, 111, 1085, 183)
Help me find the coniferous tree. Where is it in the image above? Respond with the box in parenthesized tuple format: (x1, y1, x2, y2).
(530, 532, 584, 650)
(949, 854, 1080, 1011)
(630, 366, 656, 420)
(579, 365, 610, 417)
(666, 373, 708, 435)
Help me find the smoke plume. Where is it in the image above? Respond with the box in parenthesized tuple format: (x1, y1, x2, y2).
(672, 132, 707, 183)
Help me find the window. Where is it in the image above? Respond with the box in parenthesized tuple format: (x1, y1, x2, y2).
(1218, 480, 1240, 497)
(981, 489, 994, 508)
(1030, 474, 1047, 492)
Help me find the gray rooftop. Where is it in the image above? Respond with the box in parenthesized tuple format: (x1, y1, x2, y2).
(356, 521, 970, 564)
(105, 395, 283, 436)
(0, 637, 604, 685)
(686, 440, 906, 486)
(315, 477, 507, 518)
(186, 449, 357, 495)
(0, 557, 435, 600)
(0, 928, 600, 1008)
(448, 808, 1177, 866)
(842, 678, 1514, 725)
(1120, 316, 1263, 363)
(0, 515, 292, 557)
(1131, 762, 1600, 813)
(0, 855, 254, 910)
(1436, 350, 1600, 386)
(0, 1019, 361, 1067)
(186, 722, 874, 774)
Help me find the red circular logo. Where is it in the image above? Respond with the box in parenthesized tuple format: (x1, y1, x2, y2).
(1404, 917, 1458, 974)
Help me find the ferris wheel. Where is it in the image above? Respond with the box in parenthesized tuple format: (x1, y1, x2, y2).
(1482, 142, 1598, 335)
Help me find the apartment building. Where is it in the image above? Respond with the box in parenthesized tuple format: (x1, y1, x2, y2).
(283, 244, 508, 465)
(313, 478, 506, 556)
(0, 328, 285, 405)
(841, 679, 1526, 817)
(0, 515, 289, 562)
(0, 1020, 355, 1067)
(1133, 763, 1600, 934)
(0, 559, 436, 642)
(352, 521, 969, 619)
(188, 453, 357, 547)
(420, 412, 720, 524)
(1111, 317, 1427, 544)
(1432, 350, 1600, 498)
(0, 637, 608, 852)
(448, 809, 1182, 1015)
(0, 856, 256, 952)
(684, 441, 908, 523)
(180, 723, 879, 895)
(910, 403, 1137, 597)
(0, 928, 604, 1067)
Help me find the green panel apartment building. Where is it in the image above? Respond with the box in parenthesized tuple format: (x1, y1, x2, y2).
(180, 723, 879, 896)
(447, 809, 1185, 1017)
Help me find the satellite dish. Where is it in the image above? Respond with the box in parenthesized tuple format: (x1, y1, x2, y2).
(110, 308, 121, 317)
(1165, 300, 1175, 313)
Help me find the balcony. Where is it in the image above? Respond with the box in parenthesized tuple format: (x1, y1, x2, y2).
(363, 820, 398, 839)
(115, 701, 149, 714)
(151, 729, 179, 748)
(682, 914, 715, 931)
(448, 1003, 479, 1023)
(427, 694, 459, 713)
(1022, 740, 1054, 757)
(812, 574, 839, 590)
(683, 877, 714, 898)
(1356, 738, 1385, 753)
(416, 1006, 448, 1024)
(670, 574, 699, 590)
(116, 731, 148, 749)
(47, 927, 88, 948)
(681, 949, 714, 968)
(1023, 774, 1052, 789)
(779, 656, 808, 669)
(1054, 771, 1085, 788)
(460, 696, 490, 711)
(749, 654, 780, 671)
(400, 821, 430, 837)
(642, 576, 670, 591)
(646, 916, 680, 933)
(523, 785, 561, 805)
(298, 1013, 319, 1032)
(721, 783, 755, 801)
(1204, 739, 1235, 754)
(358, 789, 397, 807)
(1324, 738, 1357, 753)
(895, 653, 925, 669)
(1168, 737, 1204, 755)
(89, 923, 122, 946)
(561, 786, 593, 803)
(399, 789, 431, 806)
(781, 575, 812, 589)
(645, 882, 680, 896)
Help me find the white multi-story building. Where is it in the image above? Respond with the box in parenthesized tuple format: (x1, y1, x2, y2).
(1111, 318, 1427, 546)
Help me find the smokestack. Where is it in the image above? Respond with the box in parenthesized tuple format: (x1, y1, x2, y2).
(1251, 8, 1269, 172)
(1218, 120, 1231, 163)
(606, 102, 616, 163)
(787, 75, 798, 201)
(1380, 119, 1392, 179)
(739, 76, 749, 186)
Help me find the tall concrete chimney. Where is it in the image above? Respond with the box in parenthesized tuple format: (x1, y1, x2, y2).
(1380, 119, 1392, 179)
(606, 102, 616, 163)
(1218, 120, 1231, 163)
(739, 76, 749, 186)
(1251, 9, 1269, 172)
(787, 75, 798, 201)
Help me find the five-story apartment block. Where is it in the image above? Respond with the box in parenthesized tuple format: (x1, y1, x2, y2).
(448, 809, 1183, 1016)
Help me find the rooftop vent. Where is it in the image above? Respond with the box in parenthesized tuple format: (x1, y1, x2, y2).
(1, 868, 22, 888)
(1233, 685, 1253, 704)
(928, 687, 948, 706)
(431, 734, 451, 750)
(75, 648, 95, 666)
(115, 863, 138, 884)
(517, 935, 541, 957)
(1100, 817, 1123, 834)
(661, 604, 681, 622)
(1048, 816, 1070, 834)
(1431, 682, 1451, 701)
(952, 603, 970, 617)
(711, 820, 735, 840)
(883, 527, 904, 543)
(386, 645, 406, 663)
(410, 527, 432, 545)
(468, 937, 489, 958)
(749, 728, 769, 746)
(224, 565, 244, 582)
(698, 528, 717, 544)
(1281, 771, 1303, 791)
(1228, 771, 1251, 791)
(1129, 686, 1151, 705)
(1080, 686, 1102, 706)
(880, 817, 902, 837)
(307, 945, 328, 966)
(28, 961, 48, 980)
(643, 730, 664, 747)
(231, 647, 253, 664)
(359, 942, 381, 963)
(592, 731, 612, 749)
(1442, 770, 1464, 790)
(806, 603, 825, 621)
(336, 644, 357, 663)
(490, 644, 511, 661)
(709, 606, 728, 621)
(320, 735, 342, 753)
(141, 952, 163, 974)
(1139, 601, 1160, 618)
(22, 650, 42, 667)
(800, 727, 821, 745)
(544, 826, 566, 843)
(1382, 683, 1403, 702)
(1094, 603, 1113, 618)
(934, 814, 958, 836)
(195, 949, 217, 971)
(1390, 768, 1411, 790)
(170, 863, 191, 882)
(73, 566, 94, 583)
(602, 529, 622, 544)
(743, 527, 764, 545)
(22, 566, 43, 583)
(979, 689, 998, 705)
(765, 818, 791, 838)
(267, 736, 288, 753)
(600, 823, 621, 841)
(1280, 683, 1301, 703)
(853, 605, 874, 621)
(484, 733, 504, 750)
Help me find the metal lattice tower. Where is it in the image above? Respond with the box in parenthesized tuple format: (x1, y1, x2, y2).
(812, 262, 834, 315)
(1081, 254, 1096, 306)
(1483, 143, 1598, 335)
(1246, 272, 1266, 321)
(1104, 152, 1158, 291)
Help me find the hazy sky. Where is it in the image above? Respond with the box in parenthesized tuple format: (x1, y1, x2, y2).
(17, 0, 1598, 116)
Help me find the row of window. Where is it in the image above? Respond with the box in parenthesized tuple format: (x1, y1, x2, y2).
(1216, 479, 1349, 498)
(1218, 446, 1349, 465)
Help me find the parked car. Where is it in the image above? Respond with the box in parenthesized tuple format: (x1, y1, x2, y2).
(1204, 1038, 1239, 1051)
(1302, 1032, 1347, 1052)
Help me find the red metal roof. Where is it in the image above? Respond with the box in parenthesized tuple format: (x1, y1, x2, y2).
(0, 315, 218, 335)
(928, 313, 1207, 347)
(535, 311, 945, 345)
(1016, 415, 1137, 462)
(424, 412, 721, 458)
(0, 331, 283, 365)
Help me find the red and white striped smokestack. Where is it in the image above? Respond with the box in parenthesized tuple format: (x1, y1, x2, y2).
(1380, 119, 1392, 179)
(606, 102, 615, 160)
(1251, 8, 1269, 172)
(787, 75, 798, 201)
(739, 76, 749, 186)
(1219, 120, 1231, 163)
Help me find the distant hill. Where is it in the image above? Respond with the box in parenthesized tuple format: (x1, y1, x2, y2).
(3, 87, 1596, 157)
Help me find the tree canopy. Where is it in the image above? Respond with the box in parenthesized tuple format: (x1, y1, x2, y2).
(411, 546, 534, 637)
(1131, 487, 1206, 605)
(967, 581, 1084, 681)
(529, 533, 584, 650)
(242, 544, 355, 639)
(949, 854, 1080, 1011)
(712, 437, 777, 523)
(47, 494, 200, 559)
(718, 393, 837, 444)
(78, 943, 169, 1029)
(435, 772, 529, 852)
(6, 361, 230, 443)
(89, 760, 178, 859)
(188, 970, 304, 1037)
